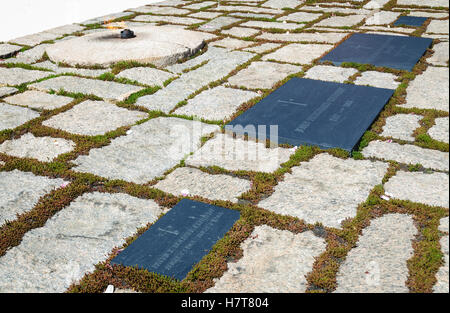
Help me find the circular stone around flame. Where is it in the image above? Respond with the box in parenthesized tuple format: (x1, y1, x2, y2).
(45, 25, 216, 68)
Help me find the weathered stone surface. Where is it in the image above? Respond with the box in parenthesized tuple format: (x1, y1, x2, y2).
(174, 86, 258, 121)
(0, 67, 51, 86)
(434, 233, 449, 293)
(262, 44, 333, 64)
(183, 1, 216, 10)
(229, 12, 274, 19)
(428, 117, 449, 144)
(116, 67, 177, 87)
(240, 21, 302, 31)
(359, 25, 415, 34)
(206, 226, 326, 293)
(440, 217, 449, 233)
(0, 103, 40, 131)
(257, 32, 348, 43)
(0, 44, 22, 58)
(0, 170, 65, 226)
(427, 20, 449, 34)
(315, 15, 366, 27)
(81, 12, 134, 25)
(190, 11, 223, 19)
(227, 61, 302, 89)
(211, 38, 254, 49)
(211, 5, 282, 15)
(397, 0, 449, 7)
(130, 5, 190, 15)
(33, 61, 109, 78)
(0, 87, 18, 98)
(362, 140, 449, 171)
(408, 11, 448, 18)
(279, 12, 323, 23)
(428, 42, 449, 66)
(354, 71, 400, 89)
(363, 0, 390, 9)
(0, 133, 75, 162)
(30, 76, 143, 101)
(5, 44, 52, 64)
(43, 100, 147, 136)
(133, 15, 203, 25)
(136, 48, 253, 112)
(335, 214, 417, 293)
(45, 25, 215, 68)
(186, 133, 294, 173)
(154, 167, 251, 202)
(380, 114, 422, 141)
(199, 16, 241, 31)
(259, 154, 388, 228)
(222, 27, 260, 38)
(44, 24, 85, 36)
(73, 117, 219, 183)
(365, 11, 400, 25)
(304, 65, 357, 83)
(301, 5, 371, 14)
(262, 0, 303, 9)
(244, 43, 282, 54)
(9, 32, 59, 46)
(385, 171, 449, 208)
(4, 90, 73, 110)
(0, 192, 162, 292)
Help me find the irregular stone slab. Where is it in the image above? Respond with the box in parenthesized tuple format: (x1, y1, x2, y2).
(165, 46, 226, 74)
(439, 217, 449, 233)
(0, 170, 65, 226)
(359, 25, 416, 34)
(354, 71, 400, 89)
(301, 5, 371, 14)
(0, 44, 22, 58)
(244, 43, 282, 54)
(222, 27, 260, 38)
(380, 114, 422, 141)
(428, 42, 449, 66)
(427, 20, 449, 34)
(174, 86, 258, 121)
(190, 11, 223, 19)
(0, 67, 51, 86)
(335, 214, 417, 293)
(0, 133, 75, 162)
(199, 16, 241, 32)
(279, 12, 323, 23)
(362, 140, 449, 171)
(33, 61, 109, 78)
(136, 48, 253, 113)
(385, 171, 449, 208)
(401, 67, 449, 112)
(44, 24, 85, 36)
(315, 15, 366, 27)
(154, 167, 251, 202)
(434, 234, 449, 293)
(397, 0, 448, 8)
(206, 226, 326, 293)
(4, 90, 73, 110)
(408, 11, 448, 18)
(9, 31, 59, 46)
(43, 100, 147, 136)
(73, 117, 219, 183)
(81, 12, 135, 25)
(0, 103, 40, 131)
(304, 65, 357, 83)
(130, 5, 190, 15)
(116, 67, 177, 87)
(363, 0, 391, 9)
(240, 21, 302, 31)
(133, 15, 203, 25)
(229, 12, 275, 19)
(257, 32, 348, 44)
(259, 154, 388, 228)
(262, 0, 302, 9)
(365, 11, 401, 25)
(0, 192, 162, 293)
(211, 38, 254, 49)
(227, 61, 302, 89)
(211, 5, 282, 15)
(6, 44, 53, 64)
(0, 87, 18, 98)
(29, 76, 143, 101)
(183, 1, 216, 10)
(186, 133, 295, 173)
(429, 117, 449, 144)
(46, 25, 215, 68)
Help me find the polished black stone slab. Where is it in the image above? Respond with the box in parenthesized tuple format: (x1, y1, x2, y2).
(110, 199, 240, 281)
(226, 77, 394, 152)
(320, 33, 432, 71)
(394, 16, 428, 27)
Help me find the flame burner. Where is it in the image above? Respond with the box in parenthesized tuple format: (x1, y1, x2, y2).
(120, 29, 136, 39)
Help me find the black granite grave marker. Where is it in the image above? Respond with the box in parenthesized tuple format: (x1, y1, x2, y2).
(394, 16, 428, 27)
(320, 33, 432, 71)
(226, 77, 394, 152)
(111, 199, 240, 281)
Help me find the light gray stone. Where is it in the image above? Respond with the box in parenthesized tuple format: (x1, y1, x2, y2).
(362, 140, 449, 171)
(9, 32, 59, 46)
(0, 170, 65, 226)
(33, 61, 109, 78)
(211, 37, 254, 49)
(428, 42, 449, 66)
(165, 46, 225, 74)
(240, 21, 302, 31)
(244, 43, 282, 54)
(130, 6, 190, 15)
(365, 11, 401, 25)
(206, 226, 326, 293)
(199, 16, 241, 31)
(397, 0, 449, 8)
(211, 5, 282, 15)
(183, 1, 216, 10)
(360, 26, 416, 34)
(401, 67, 449, 112)
(408, 11, 448, 18)
(263, 0, 303, 9)
(301, 5, 371, 14)
(259, 153, 388, 228)
(335, 214, 417, 293)
(279, 12, 323, 23)
(43, 100, 147, 136)
(0, 192, 162, 293)
(116, 67, 177, 87)
(133, 15, 203, 25)
(190, 11, 223, 19)
(81, 12, 135, 25)
(0, 103, 40, 131)
(4, 90, 73, 110)
(440, 217, 449, 233)
(428, 117, 449, 144)
(44, 24, 85, 36)
(427, 20, 449, 34)
(304, 65, 357, 83)
(174, 86, 258, 120)
(222, 27, 260, 38)
(29, 76, 143, 101)
(229, 12, 275, 19)
(315, 15, 366, 27)
(363, 0, 390, 9)
(385, 171, 449, 208)
(256, 32, 348, 43)
(0, 44, 22, 58)
(227, 61, 302, 89)
(0, 87, 18, 98)
(6, 44, 53, 64)
(380, 114, 422, 141)
(186, 133, 295, 173)
(152, 0, 186, 6)
(0, 133, 75, 162)
(262, 44, 333, 65)
(354, 71, 400, 89)
(154, 167, 251, 202)
(0, 67, 51, 86)
(73, 117, 219, 183)
(434, 234, 449, 293)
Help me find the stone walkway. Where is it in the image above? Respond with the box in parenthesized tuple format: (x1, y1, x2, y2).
(0, 0, 448, 293)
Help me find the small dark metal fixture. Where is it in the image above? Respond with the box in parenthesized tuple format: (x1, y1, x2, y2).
(120, 29, 136, 39)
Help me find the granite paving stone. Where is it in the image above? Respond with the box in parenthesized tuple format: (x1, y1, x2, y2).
(258, 153, 388, 228)
(304, 65, 357, 83)
(397, 0, 449, 8)
(33, 61, 109, 78)
(211, 38, 254, 49)
(408, 11, 448, 18)
(6, 44, 53, 64)
(0, 43, 22, 58)
(0, 133, 75, 162)
(354, 71, 400, 89)
(244, 43, 282, 54)
(206, 226, 326, 293)
(301, 6, 370, 14)
(362, 140, 449, 171)
(363, 0, 391, 9)
(262, 44, 333, 64)
(434, 233, 449, 293)
(256, 32, 348, 43)
(428, 117, 449, 144)
(262, 0, 303, 9)
(365, 11, 401, 25)
(0, 87, 18, 98)
(9, 32, 60, 46)
(44, 24, 85, 36)
(4, 90, 73, 110)
(133, 15, 203, 25)
(426, 20, 449, 34)
(279, 12, 323, 23)
(380, 114, 422, 141)
(211, 5, 282, 15)
(0, 67, 52, 86)
(116, 67, 177, 87)
(42, 100, 147, 136)
(199, 16, 241, 31)
(335, 214, 417, 293)
(183, 1, 216, 10)
(240, 21, 302, 31)
(229, 12, 275, 19)
(314, 15, 366, 27)
(222, 27, 260, 38)
(0, 103, 40, 131)
(131, 6, 190, 15)
(81, 12, 134, 25)
(189, 11, 223, 19)
(428, 42, 449, 66)
(73, 117, 219, 183)
(154, 167, 251, 202)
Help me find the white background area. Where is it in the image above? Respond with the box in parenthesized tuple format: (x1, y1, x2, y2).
(0, 0, 163, 42)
